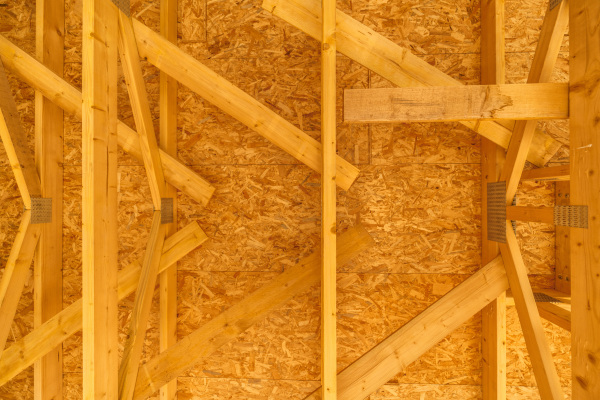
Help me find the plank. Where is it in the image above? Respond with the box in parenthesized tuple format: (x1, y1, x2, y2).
(554, 181, 570, 293)
(0, 222, 207, 387)
(505, 292, 571, 331)
(130, 19, 360, 191)
(320, 0, 337, 398)
(132, 225, 375, 399)
(81, 0, 119, 397)
(261, 0, 562, 166)
(117, 11, 166, 208)
(158, 0, 178, 398)
(344, 84, 569, 123)
(499, 0, 569, 204)
(0, 59, 41, 208)
(33, 0, 65, 397)
(0, 211, 42, 357)
(119, 212, 167, 400)
(0, 34, 215, 207)
(303, 256, 510, 400)
(499, 224, 563, 399)
(506, 206, 555, 224)
(569, 0, 600, 397)
(480, 2, 507, 396)
(521, 165, 570, 181)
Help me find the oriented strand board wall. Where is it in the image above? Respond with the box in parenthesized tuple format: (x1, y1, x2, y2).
(0, 0, 570, 399)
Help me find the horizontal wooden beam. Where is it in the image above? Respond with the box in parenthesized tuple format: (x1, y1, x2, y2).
(344, 84, 569, 123)
(261, 0, 562, 166)
(0, 34, 214, 207)
(132, 225, 375, 399)
(131, 19, 360, 191)
(303, 255, 509, 400)
(506, 206, 555, 224)
(506, 290, 571, 331)
(521, 165, 569, 181)
(0, 222, 207, 387)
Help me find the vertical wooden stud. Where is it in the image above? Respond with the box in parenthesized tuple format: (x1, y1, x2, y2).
(555, 181, 571, 294)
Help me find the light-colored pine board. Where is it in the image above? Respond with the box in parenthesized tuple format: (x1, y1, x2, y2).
(33, 1, 64, 398)
(0, 59, 41, 208)
(499, 224, 563, 400)
(481, 0, 505, 85)
(117, 11, 166, 209)
(0, 222, 207, 388)
(130, 19, 359, 191)
(344, 84, 568, 123)
(159, 0, 178, 398)
(132, 225, 375, 399)
(81, 0, 119, 397)
(0, 211, 41, 357)
(0, 34, 215, 207)
(320, 0, 336, 397)
(261, 0, 562, 167)
(303, 256, 509, 400)
(554, 181, 570, 293)
(506, 206, 555, 224)
(521, 165, 570, 181)
(500, 0, 569, 204)
(119, 212, 167, 400)
(570, 0, 600, 397)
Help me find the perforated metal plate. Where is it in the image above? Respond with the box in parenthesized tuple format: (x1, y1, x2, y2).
(554, 205, 588, 228)
(487, 181, 506, 243)
(31, 197, 52, 224)
(549, 0, 562, 10)
(111, 0, 130, 16)
(533, 292, 560, 303)
(161, 198, 174, 224)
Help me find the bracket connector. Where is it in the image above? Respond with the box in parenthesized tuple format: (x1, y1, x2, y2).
(110, 0, 130, 17)
(31, 197, 52, 224)
(161, 198, 174, 224)
(549, 0, 563, 11)
(554, 205, 588, 228)
(533, 292, 560, 303)
(487, 181, 506, 243)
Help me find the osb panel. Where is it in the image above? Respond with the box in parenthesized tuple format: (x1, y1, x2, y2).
(0, 0, 35, 55)
(368, 384, 482, 399)
(337, 165, 480, 275)
(177, 377, 316, 400)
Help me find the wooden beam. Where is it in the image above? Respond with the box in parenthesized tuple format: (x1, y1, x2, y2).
(554, 181, 571, 293)
(0, 211, 42, 356)
(303, 255, 509, 400)
(132, 226, 375, 399)
(0, 34, 215, 207)
(569, 0, 600, 397)
(159, 0, 178, 398)
(500, 0, 569, 204)
(506, 206, 555, 224)
(505, 291, 571, 331)
(499, 224, 563, 399)
(130, 19, 359, 191)
(0, 222, 207, 388)
(34, 0, 65, 398)
(81, 0, 119, 397)
(119, 212, 167, 400)
(0, 59, 41, 208)
(344, 84, 569, 123)
(117, 11, 166, 208)
(481, 2, 507, 397)
(521, 165, 570, 181)
(321, 0, 337, 397)
(261, 0, 562, 167)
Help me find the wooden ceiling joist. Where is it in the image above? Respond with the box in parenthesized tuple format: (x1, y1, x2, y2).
(0, 221, 207, 387)
(303, 256, 509, 400)
(344, 83, 569, 123)
(0, 34, 215, 207)
(130, 19, 360, 191)
(132, 226, 375, 399)
(261, 0, 562, 167)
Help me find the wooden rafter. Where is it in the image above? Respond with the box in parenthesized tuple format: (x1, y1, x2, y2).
(521, 165, 570, 182)
(132, 226, 374, 399)
(569, 0, 600, 397)
(158, 0, 179, 398)
(0, 34, 215, 207)
(303, 256, 509, 400)
(343, 84, 569, 123)
(506, 206, 555, 224)
(130, 19, 360, 191)
(261, 0, 562, 167)
(505, 290, 571, 332)
(0, 221, 207, 388)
